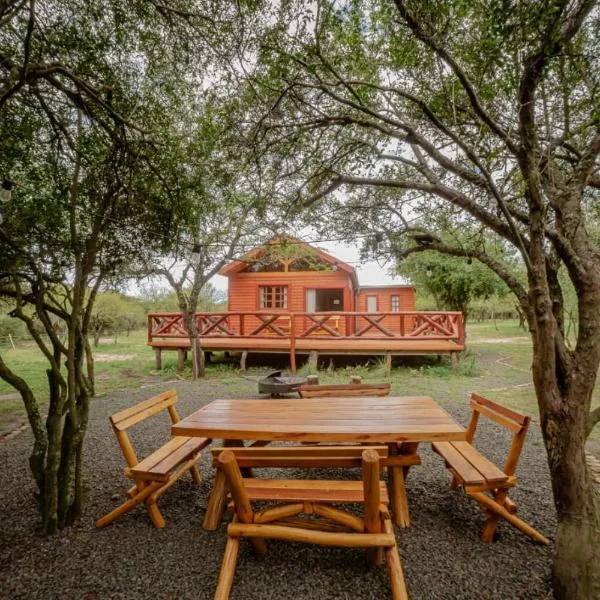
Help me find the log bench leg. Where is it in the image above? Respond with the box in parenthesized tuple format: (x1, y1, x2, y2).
(387, 444, 410, 528)
(240, 351, 248, 371)
(95, 481, 162, 528)
(470, 491, 549, 545)
(214, 536, 240, 600)
(154, 348, 162, 371)
(203, 439, 252, 531)
(146, 498, 166, 529)
(383, 519, 409, 600)
(190, 464, 202, 485)
(203, 468, 228, 530)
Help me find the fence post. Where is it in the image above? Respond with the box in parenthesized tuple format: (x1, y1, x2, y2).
(289, 313, 297, 374)
(457, 313, 465, 347)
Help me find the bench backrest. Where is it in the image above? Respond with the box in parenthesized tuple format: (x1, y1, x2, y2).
(216, 447, 384, 525)
(211, 445, 388, 469)
(298, 383, 391, 398)
(467, 393, 530, 476)
(109, 389, 180, 469)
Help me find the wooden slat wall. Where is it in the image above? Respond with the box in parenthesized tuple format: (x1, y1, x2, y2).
(355, 288, 416, 334)
(227, 271, 354, 336)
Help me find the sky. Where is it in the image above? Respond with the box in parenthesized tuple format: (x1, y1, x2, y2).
(209, 238, 409, 292)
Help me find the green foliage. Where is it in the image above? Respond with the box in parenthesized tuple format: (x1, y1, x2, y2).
(397, 251, 509, 317)
(140, 283, 227, 313)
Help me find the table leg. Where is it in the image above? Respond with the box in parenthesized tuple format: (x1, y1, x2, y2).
(398, 442, 420, 480)
(224, 439, 253, 478)
(203, 439, 252, 531)
(387, 443, 410, 528)
(203, 468, 228, 530)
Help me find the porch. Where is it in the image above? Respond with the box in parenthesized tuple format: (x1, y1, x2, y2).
(147, 311, 465, 372)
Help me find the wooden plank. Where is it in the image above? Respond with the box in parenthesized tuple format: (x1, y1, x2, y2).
(130, 436, 210, 482)
(110, 390, 177, 429)
(228, 522, 395, 548)
(299, 383, 391, 398)
(210, 445, 388, 458)
(470, 393, 528, 426)
(451, 441, 509, 485)
(469, 400, 522, 433)
(432, 441, 486, 486)
(242, 478, 389, 504)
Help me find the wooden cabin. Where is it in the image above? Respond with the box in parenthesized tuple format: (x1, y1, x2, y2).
(147, 235, 464, 372)
(219, 235, 416, 335)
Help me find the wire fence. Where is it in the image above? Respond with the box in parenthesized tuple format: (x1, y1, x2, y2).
(0, 330, 141, 351)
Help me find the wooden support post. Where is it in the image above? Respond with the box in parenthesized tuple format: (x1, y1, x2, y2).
(290, 315, 297, 374)
(177, 348, 186, 372)
(203, 469, 228, 531)
(397, 441, 419, 481)
(451, 352, 458, 369)
(308, 350, 319, 371)
(217, 451, 268, 555)
(154, 347, 162, 371)
(214, 535, 240, 600)
(240, 350, 248, 371)
(362, 449, 383, 567)
(470, 492, 549, 545)
(385, 352, 392, 375)
(388, 443, 410, 527)
(383, 518, 409, 600)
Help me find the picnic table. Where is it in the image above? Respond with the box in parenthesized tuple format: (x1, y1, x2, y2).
(172, 395, 466, 529)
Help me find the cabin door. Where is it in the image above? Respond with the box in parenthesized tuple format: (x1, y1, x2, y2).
(306, 288, 344, 312)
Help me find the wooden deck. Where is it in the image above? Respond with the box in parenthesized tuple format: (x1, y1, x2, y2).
(147, 311, 464, 372)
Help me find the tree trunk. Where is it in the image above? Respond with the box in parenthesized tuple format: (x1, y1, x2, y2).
(544, 407, 600, 599)
(533, 327, 600, 598)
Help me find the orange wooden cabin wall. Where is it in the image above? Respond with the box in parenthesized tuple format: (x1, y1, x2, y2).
(355, 287, 416, 334)
(227, 271, 355, 335)
(355, 287, 415, 312)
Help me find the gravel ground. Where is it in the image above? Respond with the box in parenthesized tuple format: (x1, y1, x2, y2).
(0, 381, 555, 599)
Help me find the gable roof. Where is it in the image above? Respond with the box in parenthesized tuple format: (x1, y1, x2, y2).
(219, 234, 358, 286)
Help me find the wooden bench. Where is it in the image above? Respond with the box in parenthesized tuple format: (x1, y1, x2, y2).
(212, 446, 408, 600)
(432, 393, 549, 544)
(96, 390, 211, 529)
(298, 382, 391, 398)
(203, 444, 419, 531)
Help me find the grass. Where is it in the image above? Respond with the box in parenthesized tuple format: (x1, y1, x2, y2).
(1, 320, 598, 439)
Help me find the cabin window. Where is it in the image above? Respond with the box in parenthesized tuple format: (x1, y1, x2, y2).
(391, 295, 400, 312)
(259, 286, 288, 309)
(366, 295, 378, 312)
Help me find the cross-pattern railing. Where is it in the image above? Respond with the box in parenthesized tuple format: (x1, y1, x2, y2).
(147, 311, 464, 345)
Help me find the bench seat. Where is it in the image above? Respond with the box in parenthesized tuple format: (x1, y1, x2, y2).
(243, 478, 389, 504)
(432, 441, 508, 488)
(129, 436, 211, 483)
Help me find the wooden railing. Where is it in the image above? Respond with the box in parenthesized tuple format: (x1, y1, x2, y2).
(147, 311, 465, 345)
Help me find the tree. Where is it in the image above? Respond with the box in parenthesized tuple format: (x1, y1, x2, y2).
(397, 250, 510, 324)
(151, 98, 273, 378)
(0, 0, 220, 533)
(89, 292, 146, 345)
(245, 1, 600, 596)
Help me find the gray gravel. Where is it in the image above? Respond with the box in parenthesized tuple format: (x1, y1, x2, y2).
(0, 381, 555, 599)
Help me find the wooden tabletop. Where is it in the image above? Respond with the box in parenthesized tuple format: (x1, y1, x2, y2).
(172, 396, 466, 443)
